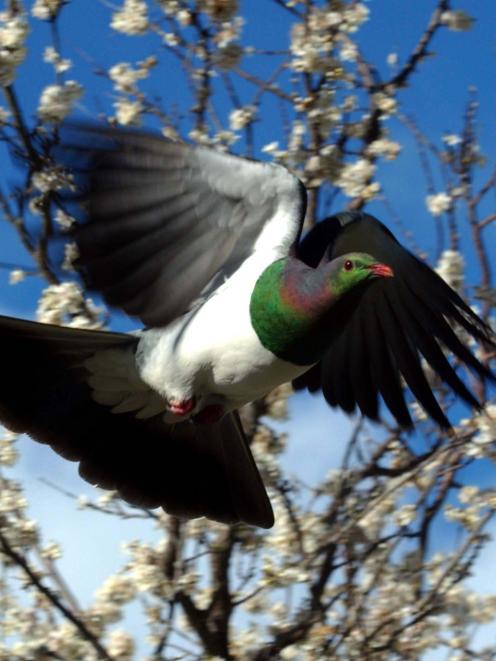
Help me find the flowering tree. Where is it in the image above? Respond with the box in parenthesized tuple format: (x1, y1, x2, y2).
(1, 1, 495, 659)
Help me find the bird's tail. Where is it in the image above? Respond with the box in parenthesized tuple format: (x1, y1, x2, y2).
(0, 316, 273, 528)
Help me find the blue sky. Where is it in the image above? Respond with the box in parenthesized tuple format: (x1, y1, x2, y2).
(1, 1, 496, 656)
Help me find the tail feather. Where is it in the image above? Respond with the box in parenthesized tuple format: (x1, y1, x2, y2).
(0, 316, 273, 528)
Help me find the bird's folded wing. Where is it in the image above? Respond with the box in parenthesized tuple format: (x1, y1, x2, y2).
(0, 316, 273, 527)
(60, 125, 306, 327)
(294, 214, 495, 428)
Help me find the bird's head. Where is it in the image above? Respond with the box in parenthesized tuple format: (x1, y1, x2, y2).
(329, 252, 394, 296)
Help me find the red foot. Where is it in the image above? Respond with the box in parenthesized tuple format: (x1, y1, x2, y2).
(169, 397, 196, 416)
(193, 404, 225, 425)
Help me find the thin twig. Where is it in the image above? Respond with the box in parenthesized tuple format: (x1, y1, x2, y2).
(0, 531, 115, 661)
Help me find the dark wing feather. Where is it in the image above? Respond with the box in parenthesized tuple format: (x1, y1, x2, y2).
(348, 299, 379, 419)
(366, 297, 413, 427)
(294, 213, 495, 427)
(321, 320, 355, 413)
(60, 125, 306, 327)
(0, 316, 273, 528)
(380, 285, 450, 427)
(393, 279, 480, 408)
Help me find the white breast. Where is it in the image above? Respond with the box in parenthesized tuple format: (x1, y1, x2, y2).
(137, 251, 309, 412)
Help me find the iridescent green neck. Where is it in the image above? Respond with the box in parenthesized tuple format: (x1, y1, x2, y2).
(249, 258, 339, 365)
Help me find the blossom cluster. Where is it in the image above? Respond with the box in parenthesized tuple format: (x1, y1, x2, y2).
(44, 44, 71, 73)
(36, 282, 104, 329)
(109, 56, 156, 125)
(32, 0, 64, 21)
(426, 191, 451, 217)
(337, 158, 379, 200)
(38, 80, 83, 123)
(436, 249, 464, 291)
(0, 9, 28, 86)
(111, 0, 148, 36)
(290, 4, 369, 72)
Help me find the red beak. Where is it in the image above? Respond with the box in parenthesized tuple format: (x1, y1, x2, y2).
(369, 263, 394, 278)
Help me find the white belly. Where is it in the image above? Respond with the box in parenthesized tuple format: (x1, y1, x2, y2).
(137, 254, 309, 413)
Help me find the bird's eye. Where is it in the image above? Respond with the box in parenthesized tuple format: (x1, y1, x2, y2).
(344, 260, 354, 271)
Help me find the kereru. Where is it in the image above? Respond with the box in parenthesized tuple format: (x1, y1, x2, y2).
(0, 126, 493, 528)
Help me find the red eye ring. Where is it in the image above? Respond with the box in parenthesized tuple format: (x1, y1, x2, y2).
(344, 259, 354, 271)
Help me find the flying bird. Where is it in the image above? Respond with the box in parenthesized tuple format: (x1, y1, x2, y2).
(0, 126, 494, 528)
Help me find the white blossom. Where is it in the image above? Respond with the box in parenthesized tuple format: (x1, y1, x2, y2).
(472, 404, 496, 448)
(109, 62, 143, 93)
(61, 242, 79, 272)
(211, 129, 237, 146)
(341, 95, 357, 112)
(77, 495, 90, 508)
(215, 15, 243, 49)
(109, 58, 155, 92)
(436, 250, 464, 290)
(444, 503, 482, 531)
(0, 483, 28, 514)
(162, 31, 179, 46)
(95, 574, 136, 606)
(340, 41, 357, 62)
(32, 0, 63, 20)
(114, 97, 143, 125)
(107, 629, 134, 660)
(443, 133, 462, 147)
(262, 140, 287, 160)
(337, 159, 379, 199)
(441, 10, 475, 32)
(387, 52, 398, 67)
(37, 81, 83, 123)
(357, 492, 396, 539)
(458, 486, 479, 505)
(177, 8, 192, 26)
(287, 120, 305, 156)
(372, 91, 397, 115)
(229, 105, 255, 130)
(0, 106, 10, 124)
(289, 4, 369, 74)
(9, 269, 26, 285)
(394, 504, 417, 527)
(426, 191, 451, 216)
(0, 11, 28, 86)
(36, 282, 103, 329)
(188, 127, 209, 144)
(45, 621, 95, 658)
(40, 541, 62, 560)
(54, 208, 75, 230)
(43, 46, 71, 73)
(0, 431, 18, 466)
(158, 0, 179, 15)
(111, 0, 148, 36)
(343, 3, 369, 32)
(367, 137, 401, 160)
(411, 402, 428, 422)
(32, 166, 73, 193)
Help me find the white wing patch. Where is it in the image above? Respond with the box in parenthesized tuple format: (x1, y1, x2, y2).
(199, 148, 304, 256)
(84, 348, 168, 419)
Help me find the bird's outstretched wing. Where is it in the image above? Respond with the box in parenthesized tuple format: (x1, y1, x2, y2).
(0, 316, 273, 527)
(60, 125, 306, 327)
(293, 213, 495, 428)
